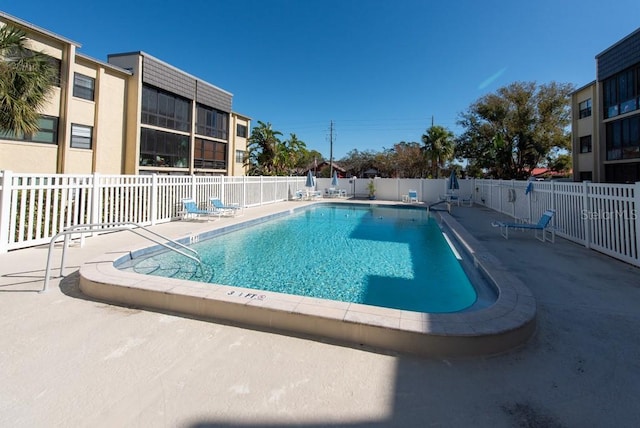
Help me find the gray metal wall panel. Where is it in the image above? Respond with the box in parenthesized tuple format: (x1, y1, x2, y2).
(196, 81, 233, 112)
(142, 56, 196, 100)
(597, 31, 640, 81)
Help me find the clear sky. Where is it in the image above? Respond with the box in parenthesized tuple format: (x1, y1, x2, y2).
(3, 0, 640, 159)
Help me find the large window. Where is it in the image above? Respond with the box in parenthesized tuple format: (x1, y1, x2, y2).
(71, 124, 93, 149)
(196, 104, 228, 140)
(73, 73, 95, 101)
(578, 99, 592, 119)
(194, 138, 227, 169)
(139, 128, 189, 168)
(141, 85, 191, 132)
(0, 115, 58, 144)
(606, 115, 640, 160)
(604, 65, 640, 118)
(580, 135, 592, 153)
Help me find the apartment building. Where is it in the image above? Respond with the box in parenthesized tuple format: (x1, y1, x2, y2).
(0, 12, 249, 176)
(572, 27, 640, 183)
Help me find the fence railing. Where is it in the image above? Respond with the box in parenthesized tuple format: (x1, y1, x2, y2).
(474, 179, 640, 267)
(1, 170, 638, 267)
(0, 171, 305, 252)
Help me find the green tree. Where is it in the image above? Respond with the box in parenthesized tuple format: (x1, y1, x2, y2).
(275, 133, 307, 175)
(456, 81, 574, 179)
(421, 125, 455, 178)
(393, 141, 428, 178)
(246, 121, 282, 175)
(0, 25, 56, 135)
(339, 149, 377, 178)
(547, 152, 572, 176)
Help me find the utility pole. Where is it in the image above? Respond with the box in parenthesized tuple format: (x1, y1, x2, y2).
(329, 120, 334, 179)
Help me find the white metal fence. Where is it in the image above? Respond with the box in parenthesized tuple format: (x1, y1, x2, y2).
(1, 170, 638, 267)
(0, 171, 305, 252)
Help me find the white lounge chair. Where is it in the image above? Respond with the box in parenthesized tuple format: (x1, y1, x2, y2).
(210, 197, 243, 216)
(408, 190, 419, 203)
(181, 198, 220, 220)
(491, 209, 556, 242)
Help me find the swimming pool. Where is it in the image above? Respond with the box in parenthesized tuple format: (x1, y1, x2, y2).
(79, 201, 536, 357)
(121, 204, 478, 313)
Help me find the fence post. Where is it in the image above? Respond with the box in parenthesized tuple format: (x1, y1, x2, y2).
(0, 170, 13, 254)
(151, 174, 158, 225)
(511, 179, 516, 219)
(90, 172, 100, 227)
(634, 182, 640, 266)
(583, 181, 591, 249)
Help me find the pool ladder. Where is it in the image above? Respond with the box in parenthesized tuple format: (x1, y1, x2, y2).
(42, 222, 203, 292)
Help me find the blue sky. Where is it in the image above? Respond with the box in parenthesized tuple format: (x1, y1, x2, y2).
(4, 0, 640, 159)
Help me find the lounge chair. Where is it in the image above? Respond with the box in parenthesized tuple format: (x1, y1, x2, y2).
(210, 197, 243, 216)
(292, 190, 304, 200)
(460, 194, 473, 206)
(408, 190, 419, 203)
(181, 198, 220, 220)
(491, 209, 556, 242)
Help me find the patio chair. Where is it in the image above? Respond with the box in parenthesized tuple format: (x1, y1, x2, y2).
(408, 190, 419, 203)
(181, 198, 220, 220)
(491, 209, 556, 242)
(460, 194, 473, 207)
(210, 197, 243, 216)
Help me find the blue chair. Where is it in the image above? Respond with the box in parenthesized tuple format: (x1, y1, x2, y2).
(491, 209, 556, 242)
(210, 197, 243, 216)
(408, 190, 419, 203)
(181, 198, 220, 220)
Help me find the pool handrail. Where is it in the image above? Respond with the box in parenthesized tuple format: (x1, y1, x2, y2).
(43, 221, 203, 293)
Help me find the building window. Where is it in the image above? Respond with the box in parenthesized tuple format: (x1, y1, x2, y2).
(194, 138, 227, 169)
(579, 171, 593, 181)
(580, 135, 592, 153)
(139, 128, 189, 168)
(578, 99, 591, 119)
(0, 115, 58, 144)
(73, 73, 95, 101)
(196, 104, 229, 140)
(237, 124, 247, 138)
(606, 116, 640, 160)
(71, 124, 93, 149)
(604, 65, 640, 119)
(141, 85, 191, 132)
(235, 149, 245, 163)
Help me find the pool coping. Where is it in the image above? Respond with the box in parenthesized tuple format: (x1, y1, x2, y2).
(78, 203, 536, 358)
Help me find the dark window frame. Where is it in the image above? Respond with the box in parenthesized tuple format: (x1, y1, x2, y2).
(73, 73, 95, 101)
(579, 135, 592, 153)
(236, 124, 247, 138)
(70, 123, 93, 149)
(194, 137, 227, 169)
(0, 115, 59, 145)
(578, 99, 592, 119)
(141, 85, 191, 132)
(196, 104, 229, 140)
(139, 127, 190, 168)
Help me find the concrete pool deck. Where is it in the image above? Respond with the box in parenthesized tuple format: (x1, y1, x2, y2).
(1, 201, 639, 427)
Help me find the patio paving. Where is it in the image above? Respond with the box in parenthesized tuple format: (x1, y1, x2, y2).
(1, 201, 639, 427)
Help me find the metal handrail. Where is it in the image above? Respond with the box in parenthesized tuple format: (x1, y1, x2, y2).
(42, 222, 203, 292)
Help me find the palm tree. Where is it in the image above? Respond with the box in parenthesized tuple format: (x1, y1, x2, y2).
(0, 25, 56, 135)
(421, 125, 455, 178)
(276, 133, 307, 175)
(246, 121, 282, 175)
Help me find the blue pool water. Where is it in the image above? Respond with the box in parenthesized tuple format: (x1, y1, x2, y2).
(123, 204, 478, 313)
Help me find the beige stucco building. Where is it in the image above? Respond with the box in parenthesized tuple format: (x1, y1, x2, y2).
(572, 27, 640, 183)
(0, 12, 249, 176)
